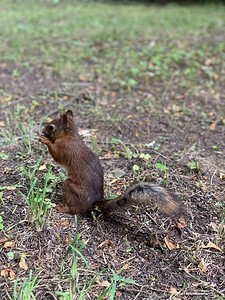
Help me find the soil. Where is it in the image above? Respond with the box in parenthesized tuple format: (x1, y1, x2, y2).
(0, 59, 224, 300)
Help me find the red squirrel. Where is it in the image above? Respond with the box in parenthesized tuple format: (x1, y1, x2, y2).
(39, 110, 180, 216)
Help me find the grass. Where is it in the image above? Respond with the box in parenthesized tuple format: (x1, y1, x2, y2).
(18, 157, 55, 231)
(0, 1, 224, 81)
(57, 218, 137, 299)
(0, 1, 224, 299)
(7, 270, 42, 300)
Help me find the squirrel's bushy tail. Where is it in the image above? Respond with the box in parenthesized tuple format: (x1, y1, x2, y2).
(96, 183, 180, 216)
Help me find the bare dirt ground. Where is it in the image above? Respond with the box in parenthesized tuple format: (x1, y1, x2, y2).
(0, 36, 225, 299)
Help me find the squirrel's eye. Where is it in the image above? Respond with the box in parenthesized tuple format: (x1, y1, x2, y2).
(49, 124, 55, 131)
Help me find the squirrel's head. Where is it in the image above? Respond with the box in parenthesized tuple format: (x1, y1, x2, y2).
(41, 110, 77, 142)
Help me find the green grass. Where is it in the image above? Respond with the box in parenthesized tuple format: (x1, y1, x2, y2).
(0, 1, 224, 79)
(18, 157, 56, 231)
(0, 2, 224, 298)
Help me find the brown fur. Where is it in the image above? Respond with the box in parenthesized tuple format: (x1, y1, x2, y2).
(39, 110, 180, 216)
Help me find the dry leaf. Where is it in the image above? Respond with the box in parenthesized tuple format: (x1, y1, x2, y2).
(177, 216, 187, 229)
(19, 257, 28, 271)
(219, 172, 225, 179)
(99, 152, 112, 159)
(164, 236, 179, 250)
(98, 239, 114, 248)
(0, 237, 8, 243)
(0, 121, 5, 127)
(97, 280, 111, 287)
(167, 287, 178, 294)
(208, 222, 218, 232)
(198, 259, 208, 273)
(109, 178, 118, 185)
(79, 74, 89, 82)
(199, 241, 222, 252)
(213, 73, 220, 80)
(38, 160, 50, 171)
(210, 122, 216, 131)
(121, 263, 129, 271)
(1, 269, 15, 279)
(3, 240, 16, 248)
(60, 221, 69, 226)
(6, 186, 17, 191)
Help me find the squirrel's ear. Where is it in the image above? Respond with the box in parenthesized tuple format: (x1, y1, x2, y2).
(61, 110, 74, 126)
(66, 110, 74, 119)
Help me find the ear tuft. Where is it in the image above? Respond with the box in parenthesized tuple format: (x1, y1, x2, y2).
(66, 110, 74, 119)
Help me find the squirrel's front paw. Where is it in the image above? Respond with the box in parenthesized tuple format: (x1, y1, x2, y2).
(39, 136, 50, 145)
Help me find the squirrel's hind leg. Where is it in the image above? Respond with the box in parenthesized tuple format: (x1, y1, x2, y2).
(62, 179, 91, 215)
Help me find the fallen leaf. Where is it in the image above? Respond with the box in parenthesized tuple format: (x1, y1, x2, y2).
(208, 222, 218, 232)
(213, 73, 220, 80)
(210, 122, 216, 131)
(97, 280, 111, 287)
(0, 121, 5, 127)
(121, 264, 129, 271)
(60, 221, 69, 226)
(0, 237, 8, 243)
(19, 257, 28, 271)
(38, 160, 50, 171)
(6, 186, 17, 191)
(79, 74, 89, 82)
(198, 259, 208, 273)
(1, 269, 15, 279)
(79, 129, 93, 137)
(3, 240, 16, 248)
(167, 287, 178, 294)
(164, 236, 179, 250)
(177, 216, 187, 229)
(98, 239, 114, 248)
(192, 282, 201, 287)
(199, 241, 222, 252)
(99, 152, 112, 159)
(219, 172, 225, 179)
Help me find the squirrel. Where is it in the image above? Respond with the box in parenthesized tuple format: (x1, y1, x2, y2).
(39, 110, 180, 216)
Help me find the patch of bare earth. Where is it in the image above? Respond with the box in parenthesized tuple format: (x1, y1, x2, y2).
(0, 60, 224, 299)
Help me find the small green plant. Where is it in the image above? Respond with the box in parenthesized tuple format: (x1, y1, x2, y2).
(0, 153, 8, 160)
(155, 162, 168, 172)
(7, 252, 14, 260)
(218, 207, 225, 238)
(57, 216, 136, 299)
(0, 215, 4, 230)
(12, 69, 20, 77)
(19, 157, 55, 231)
(125, 236, 132, 253)
(196, 181, 205, 189)
(1, 108, 36, 154)
(187, 161, 199, 172)
(58, 219, 89, 299)
(7, 270, 41, 300)
(110, 138, 134, 160)
(132, 164, 140, 176)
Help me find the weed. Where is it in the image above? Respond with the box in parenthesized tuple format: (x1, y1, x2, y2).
(0, 216, 4, 230)
(218, 207, 225, 238)
(1, 108, 36, 154)
(57, 216, 136, 299)
(132, 164, 140, 175)
(110, 138, 134, 160)
(187, 161, 199, 172)
(19, 157, 55, 231)
(0, 153, 8, 160)
(155, 162, 168, 172)
(6, 270, 42, 300)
